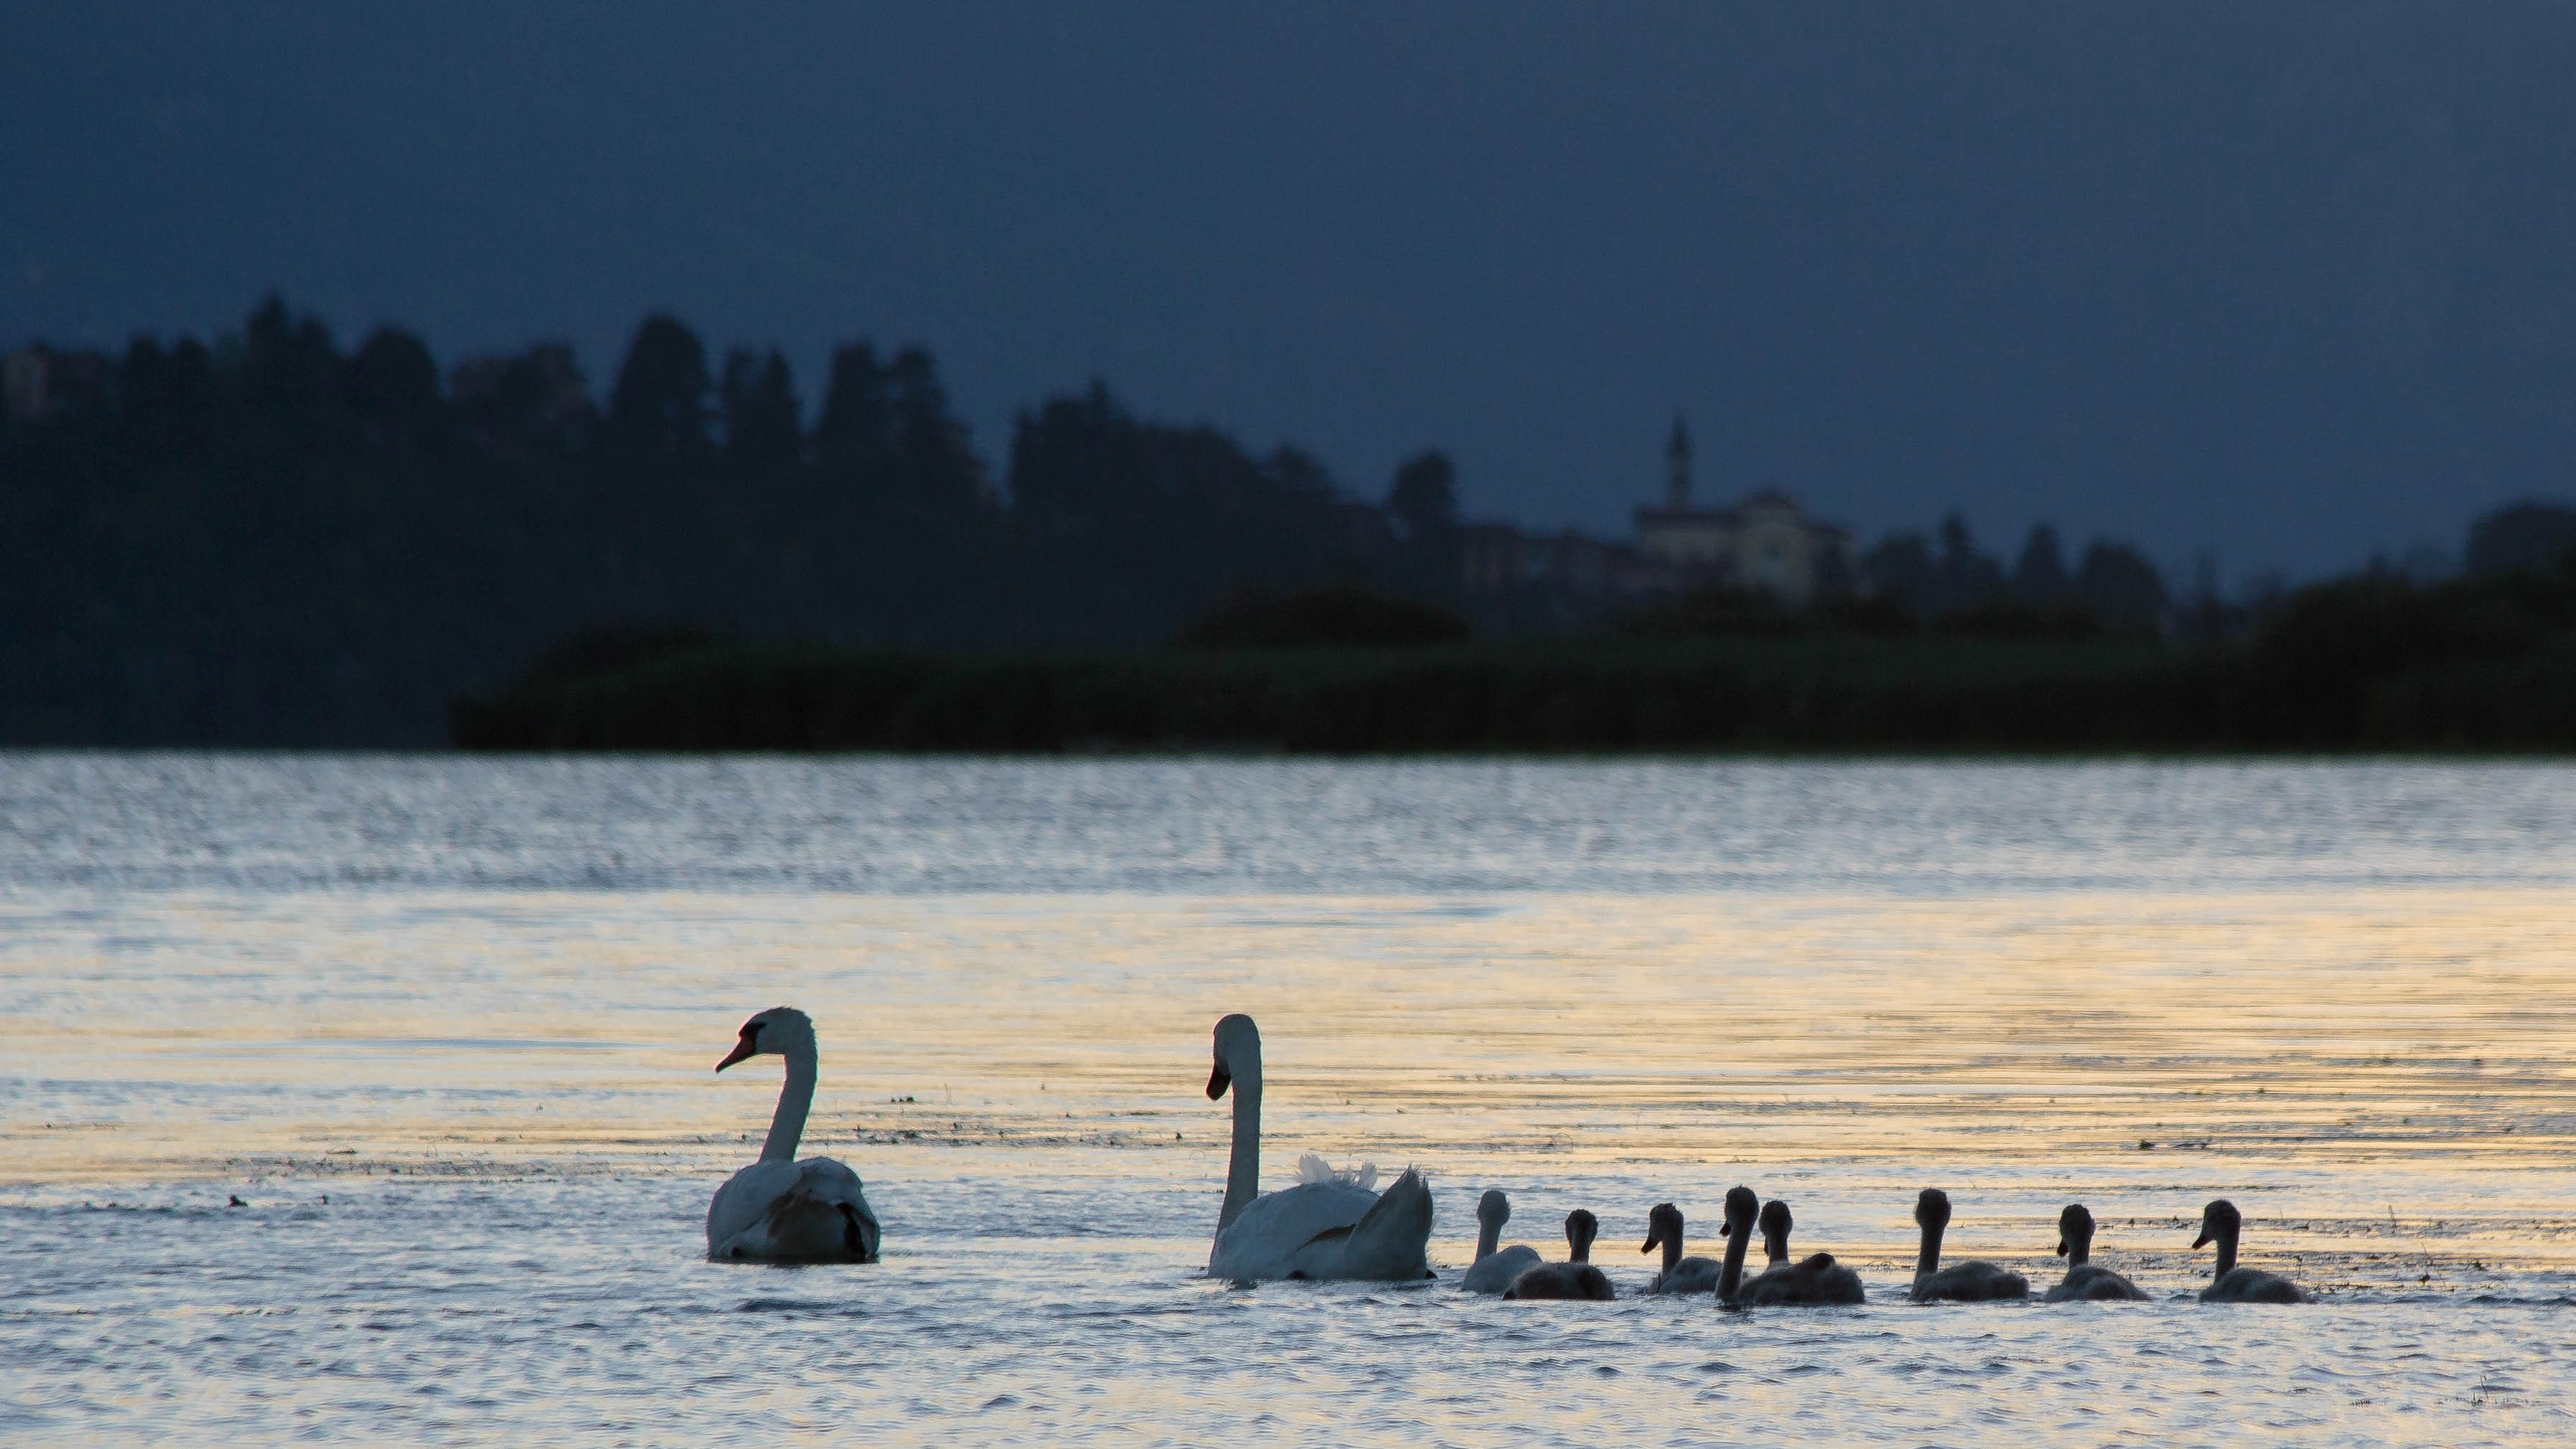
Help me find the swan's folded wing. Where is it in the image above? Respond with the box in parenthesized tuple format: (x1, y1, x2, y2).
(1337, 1168, 1433, 1280)
(708, 1160, 800, 1256)
(1209, 1181, 1380, 1279)
(795, 1156, 881, 1246)
(795, 1155, 869, 1205)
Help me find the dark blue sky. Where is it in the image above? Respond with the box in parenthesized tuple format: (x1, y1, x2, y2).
(7, 3, 2573, 580)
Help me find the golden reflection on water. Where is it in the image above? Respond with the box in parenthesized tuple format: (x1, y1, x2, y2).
(7, 886, 2572, 1273)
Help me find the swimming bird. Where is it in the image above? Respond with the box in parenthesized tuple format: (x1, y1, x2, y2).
(1504, 1209, 1616, 1300)
(2192, 1199, 2309, 1303)
(1908, 1188, 2028, 1302)
(1204, 1013, 1434, 1282)
(2043, 1204, 2148, 1302)
(1758, 1197, 1792, 1269)
(1642, 1200, 1728, 1295)
(706, 1006, 882, 1263)
(1733, 1199, 1867, 1306)
(1461, 1189, 1544, 1294)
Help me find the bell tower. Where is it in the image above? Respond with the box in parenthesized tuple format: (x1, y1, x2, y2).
(1665, 411, 1692, 509)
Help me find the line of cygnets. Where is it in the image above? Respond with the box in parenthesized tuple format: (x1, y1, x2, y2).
(707, 1008, 2308, 1305)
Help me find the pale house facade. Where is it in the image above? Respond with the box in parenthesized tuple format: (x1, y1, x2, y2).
(1632, 414, 1853, 606)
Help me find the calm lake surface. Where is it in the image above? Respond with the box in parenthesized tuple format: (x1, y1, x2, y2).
(4, 754, 2574, 1446)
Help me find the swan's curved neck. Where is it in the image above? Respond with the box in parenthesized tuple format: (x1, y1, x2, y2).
(1474, 1215, 1502, 1262)
(1219, 1054, 1263, 1237)
(762, 1036, 818, 1163)
(2066, 1229, 2092, 1268)
(1720, 1216, 1751, 1300)
(2210, 1224, 2239, 1279)
(1659, 1226, 1684, 1275)
(1915, 1219, 1946, 1278)
(1762, 1223, 1789, 1267)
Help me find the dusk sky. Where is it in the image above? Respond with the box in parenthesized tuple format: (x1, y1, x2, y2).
(8, 2, 2574, 581)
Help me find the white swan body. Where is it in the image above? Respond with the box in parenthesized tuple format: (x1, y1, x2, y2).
(1504, 1209, 1616, 1300)
(706, 1007, 881, 1263)
(1461, 1188, 1544, 1294)
(1908, 1188, 2029, 1302)
(2193, 1199, 2308, 1304)
(1204, 1014, 1433, 1282)
(2043, 1204, 2148, 1302)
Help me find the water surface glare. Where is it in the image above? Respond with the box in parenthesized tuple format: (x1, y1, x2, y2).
(3, 755, 2572, 1445)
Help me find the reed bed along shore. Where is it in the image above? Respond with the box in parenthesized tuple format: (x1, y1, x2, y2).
(451, 631, 2576, 754)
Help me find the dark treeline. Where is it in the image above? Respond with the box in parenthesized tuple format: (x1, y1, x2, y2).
(11, 296, 2576, 751)
(0, 299, 1428, 744)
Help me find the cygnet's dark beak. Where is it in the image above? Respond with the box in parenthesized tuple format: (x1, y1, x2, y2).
(1207, 1061, 1231, 1100)
(2055, 1236, 2071, 1256)
(716, 1031, 758, 1072)
(2191, 1223, 2214, 1248)
(1639, 1224, 1664, 1255)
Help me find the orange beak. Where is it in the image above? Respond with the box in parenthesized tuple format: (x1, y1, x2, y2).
(716, 1033, 758, 1072)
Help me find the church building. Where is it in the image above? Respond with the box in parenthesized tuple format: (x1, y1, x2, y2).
(1632, 413, 1853, 606)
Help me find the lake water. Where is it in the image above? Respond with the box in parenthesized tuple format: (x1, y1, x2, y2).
(4, 754, 2574, 1446)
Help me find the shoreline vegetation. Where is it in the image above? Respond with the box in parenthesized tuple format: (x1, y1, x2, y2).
(454, 563, 2576, 755)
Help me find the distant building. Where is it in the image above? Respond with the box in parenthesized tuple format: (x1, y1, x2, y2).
(1453, 413, 1856, 617)
(1631, 413, 1853, 606)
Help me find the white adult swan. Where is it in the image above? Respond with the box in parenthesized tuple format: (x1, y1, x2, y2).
(2193, 1199, 2309, 1303)
(2043, 1204, 2147, 1302)
(1461, 1189, 1545, 1294)
(706, 1006, 881, 1263)
(1504, 1209, 1615, 1300)
(1204, 1013, 1433, 1282)
(1908, 1188, 2028, 1302)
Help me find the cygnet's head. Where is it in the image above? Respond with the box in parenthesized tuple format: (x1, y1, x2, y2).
(1565, 1209, 1599, 1259)
(1758, 1199, 1794, 1262)
(1476, 1189, 1512, 1229)
(1723, 1185, 1761, 1233)
(716, 1005, 813, 1071)
(1641, 1201, 1685, 1255)
(1914, 1188, 1953, 1229)
(2056, 1204, 2095, 1257)
(1207, 1013, 1260, 1099)
(2191, 1199, 2242, 1248)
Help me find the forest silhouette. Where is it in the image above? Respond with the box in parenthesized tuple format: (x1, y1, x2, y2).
(7, 297, 2574, 751)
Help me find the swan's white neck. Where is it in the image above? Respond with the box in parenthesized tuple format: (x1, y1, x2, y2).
(1915, 1219, 1947, 1278)
(1219, 1054, 1263, 1237)
(762, 1036, 818, 1163)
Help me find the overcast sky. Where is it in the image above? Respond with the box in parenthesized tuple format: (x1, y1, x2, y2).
(7, 2, 2574, 580)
